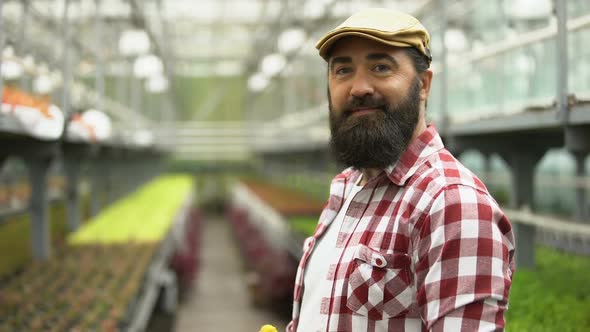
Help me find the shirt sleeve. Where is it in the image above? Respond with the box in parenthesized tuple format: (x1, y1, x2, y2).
(414, 184, 515, 331)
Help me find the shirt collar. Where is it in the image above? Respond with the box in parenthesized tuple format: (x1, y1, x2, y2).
(384, 125, 444, 186)
(335, 125, 445, 194)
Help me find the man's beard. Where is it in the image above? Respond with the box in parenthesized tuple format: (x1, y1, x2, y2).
(329, 78, 421, 170)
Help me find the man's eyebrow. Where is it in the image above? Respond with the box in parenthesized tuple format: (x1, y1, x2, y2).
(366, 53, 399, 68)
(329, 56, 352, 72)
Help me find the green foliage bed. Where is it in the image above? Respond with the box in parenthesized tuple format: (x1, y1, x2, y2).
(0, 196, 89, 278)
(506, 247, 590, 331)
(0, 244, 156, 331)
(0, 174, 195, 331)
(288, 216, 319, 237)
(69, 175, 193, 244)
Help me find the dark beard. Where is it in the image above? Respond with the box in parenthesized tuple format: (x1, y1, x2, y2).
(328, 78, 421, 170)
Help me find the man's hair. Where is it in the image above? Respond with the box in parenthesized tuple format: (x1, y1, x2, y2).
(404, 47, 430, 74)
(403, 47, 430, 109)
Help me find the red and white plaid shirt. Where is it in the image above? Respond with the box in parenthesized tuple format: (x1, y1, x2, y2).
(287, 125, 515, 332)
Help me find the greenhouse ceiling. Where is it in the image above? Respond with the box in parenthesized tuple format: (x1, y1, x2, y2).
(1, 0, 431, 78)
(2, 0, 562, 123)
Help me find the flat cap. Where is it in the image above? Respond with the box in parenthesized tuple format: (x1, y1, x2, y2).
(315, 8, 431, 62)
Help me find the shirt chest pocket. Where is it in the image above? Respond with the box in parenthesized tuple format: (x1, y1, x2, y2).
(346, 244, 414, 320)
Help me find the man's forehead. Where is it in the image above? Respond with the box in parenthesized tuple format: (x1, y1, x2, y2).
(328, 36, 404, 61)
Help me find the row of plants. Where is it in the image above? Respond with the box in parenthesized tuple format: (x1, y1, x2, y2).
(0, 174, 195, 331)
(240, 178, 325, 217)
(0, 244, 155, 331)
(227, 178, 325, 308)
(227, 208, 297, 308)
(69, 175, 193, 244)
(171, 207, 203, 292)
(250, 174, 327, 238)
(0, 194, 90, 279)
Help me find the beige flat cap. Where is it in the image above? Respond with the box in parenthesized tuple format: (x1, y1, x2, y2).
(315, 8, 431, 62)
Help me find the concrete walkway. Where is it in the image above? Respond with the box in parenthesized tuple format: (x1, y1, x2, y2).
(175, 217, 288, 332)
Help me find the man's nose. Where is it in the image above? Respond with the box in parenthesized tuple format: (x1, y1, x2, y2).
(350, 71, 374, 98)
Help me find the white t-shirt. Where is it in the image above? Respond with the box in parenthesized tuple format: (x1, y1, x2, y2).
(297, 177, 364, 332)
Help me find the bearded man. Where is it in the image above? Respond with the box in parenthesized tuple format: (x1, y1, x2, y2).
(287, 8, 515, 332)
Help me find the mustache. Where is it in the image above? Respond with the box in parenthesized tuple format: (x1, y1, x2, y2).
(342, 96, 387, 115)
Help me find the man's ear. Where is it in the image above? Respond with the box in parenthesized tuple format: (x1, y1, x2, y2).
(419, 69, 433, 102)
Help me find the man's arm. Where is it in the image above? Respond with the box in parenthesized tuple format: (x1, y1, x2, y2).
(414, 184, 515, 331)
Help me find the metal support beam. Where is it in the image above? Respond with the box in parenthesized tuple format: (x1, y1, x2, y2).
(64, 157, 82, 231)
(119, 157, 131, 199)
(555, 0, 569, 124)
(482, 151, 493, 186)
(119, 155, 130, 199)
(156, 0, 178, 123)
(61, 0, 72, 118)
(565, 126, 590, 223)
(117, 59, 130, 106)
(130, 0, 179, 121)
(95, 0, 105, 113)
(501, 151, 545, 269)
(89, 159, 103, 217)
(24, 156, 53, 260)
(0, 0, 5, 100)
(102, 147, 125, 204)
(105, 159, 115, 205)
(131, 74, 141, 116)
(18, 0, 30, 89)
(573, 151, 588, 223)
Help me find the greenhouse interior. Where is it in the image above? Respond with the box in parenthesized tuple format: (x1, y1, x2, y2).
(0, 0, 589, 331)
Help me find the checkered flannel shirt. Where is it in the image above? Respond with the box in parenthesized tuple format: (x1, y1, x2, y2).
(287, 125, 515, 332)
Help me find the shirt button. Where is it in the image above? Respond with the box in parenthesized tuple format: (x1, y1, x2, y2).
(375, 258, 383, 266)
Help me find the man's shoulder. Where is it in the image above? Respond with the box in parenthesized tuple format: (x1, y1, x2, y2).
(332, 167, 359, 182)
(412, 148, 489, 195)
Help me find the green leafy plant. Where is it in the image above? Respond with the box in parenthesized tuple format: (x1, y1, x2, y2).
(506, 246, 590, 331)
(288, 216, 319, 237)
(69, 175, 192, 244)
(0, 243, 157, 331)
(0, 193, 91, 278)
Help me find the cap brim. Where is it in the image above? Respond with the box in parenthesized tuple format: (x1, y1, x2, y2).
(316, 30, 412, 61)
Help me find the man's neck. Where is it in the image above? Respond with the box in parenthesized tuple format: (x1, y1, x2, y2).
(359, 168, 382, 186)
(412, 119, 427, 141)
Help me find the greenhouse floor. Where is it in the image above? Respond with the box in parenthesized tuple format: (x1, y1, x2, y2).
(175, 217, 289, 332)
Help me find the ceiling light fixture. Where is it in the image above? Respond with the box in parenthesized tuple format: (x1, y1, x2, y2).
(119, 29, 151, 57)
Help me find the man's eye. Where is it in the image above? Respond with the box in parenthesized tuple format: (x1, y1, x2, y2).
(335, 67, 352, 75)
(373, 64, 391, 72)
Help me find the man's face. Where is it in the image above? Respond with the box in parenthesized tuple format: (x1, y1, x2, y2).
(327, 36, 422, 170)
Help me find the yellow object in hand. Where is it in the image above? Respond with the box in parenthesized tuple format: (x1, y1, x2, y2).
(259, 325, 278, 332)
